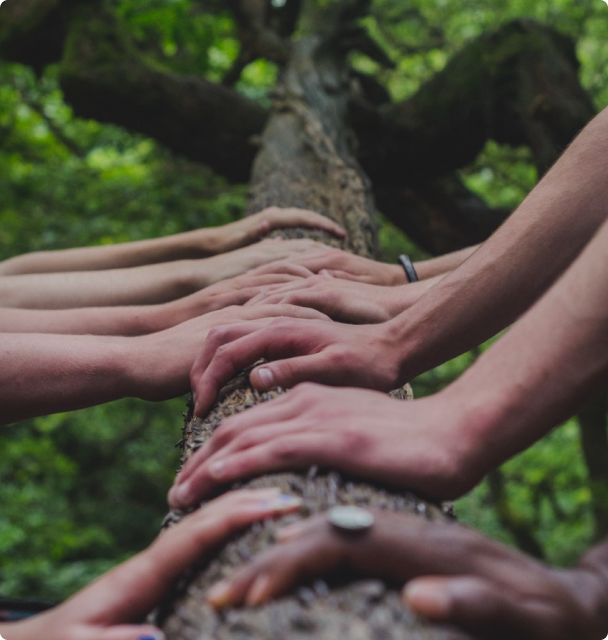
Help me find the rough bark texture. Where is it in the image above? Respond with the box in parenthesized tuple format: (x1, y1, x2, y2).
(156, 8, 472, 639)
(0, 0, 595, 252)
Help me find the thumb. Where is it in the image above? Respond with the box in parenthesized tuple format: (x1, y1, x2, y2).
(250, 353, 334, 390)
(403, 576, 545, 638)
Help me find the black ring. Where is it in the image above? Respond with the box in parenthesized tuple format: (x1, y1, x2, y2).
(398, 254, 419, 283)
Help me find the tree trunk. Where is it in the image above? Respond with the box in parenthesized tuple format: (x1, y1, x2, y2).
(157, 5, 470, 640)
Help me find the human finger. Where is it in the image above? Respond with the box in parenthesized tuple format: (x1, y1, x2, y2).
(248, 261, 316, 279)
(66, 489, 302, 625)
(260, 207, 346, 238)
(171, 425, 331, 508)
(207, 516, 345, 609)
(170, 392, 304, 493)
(191, 319, 331, 416)
(249, 351, 344, 392)
(403, 577, 559, 640)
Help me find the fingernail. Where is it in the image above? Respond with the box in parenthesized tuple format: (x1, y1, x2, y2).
(207, 579, 232, 609)
(169, 482, 191, 507)
(247, 574, 272, 606)
(209, 460, 225, 478)
(137, 633, 165, 640)
(266, 495, 302, 511)
(403, 581, 452, 618)
(256, 367, 275, 389)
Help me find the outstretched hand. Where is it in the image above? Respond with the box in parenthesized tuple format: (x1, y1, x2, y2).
(205, 510, 607, 640)
(169, 384, 480, 509)
(0, 489, 302, 640)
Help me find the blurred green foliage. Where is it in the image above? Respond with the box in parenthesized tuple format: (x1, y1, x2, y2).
(0, 0, 607, 603)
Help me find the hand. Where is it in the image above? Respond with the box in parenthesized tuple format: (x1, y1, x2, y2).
(250, 247, 406, 285)
(162, 270, 308, 328)
(211, 207, 345, 253)
(205, 510, 608, 640)
(128, 304, 331, 402)
(200, 238, 331, 287)
(169, 384, 478, 509)
(246, 273, 411, 323)
(0, 489, 302, 640)
(189, 316, 404, 417)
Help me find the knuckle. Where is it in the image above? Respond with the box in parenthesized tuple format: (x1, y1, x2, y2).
(271, 439, 301, 463)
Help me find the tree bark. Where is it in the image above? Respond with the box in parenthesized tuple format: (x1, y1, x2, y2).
(156, 5, 470, 639)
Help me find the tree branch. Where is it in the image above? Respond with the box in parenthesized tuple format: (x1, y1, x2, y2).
(355, 19, 594, 188)
(375, 174, 510, 254)
(58, 0, 267, 183)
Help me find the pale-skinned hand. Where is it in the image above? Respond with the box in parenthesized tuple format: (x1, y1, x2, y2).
(210, 207, 345, 253)
(248, 247, 406, 285)
(197, 238, 332, 288)
(169, 384, 479, 509)
(0, 489, 302, 640)
(128, 304, 331, 402)
(163, 270, 308, 326)
(205, 510, 608, 640)
(246, 273, 414, 323)
(189, 317, 404, 418)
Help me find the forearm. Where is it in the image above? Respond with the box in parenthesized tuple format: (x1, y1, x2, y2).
(0, 304, 175, 335)
(414, 245, 479, 280)
(392, 106, 608, 379)
(0, 228, 220, 275)
(441, 216, 608, 477)
(0, 333, 136, 425)
(0, 260, 202, 309)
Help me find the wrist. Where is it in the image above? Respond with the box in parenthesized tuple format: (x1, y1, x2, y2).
(388, 263, 408, 286)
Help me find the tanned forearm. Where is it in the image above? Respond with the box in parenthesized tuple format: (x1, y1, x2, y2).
(0, 260, 201, 309)
(414, 245, 479, 280)
(0, 228, 221, 276)
(441, 215, 608, 480)
(0, 333, 135, 425)
(392, 106, 608, 380)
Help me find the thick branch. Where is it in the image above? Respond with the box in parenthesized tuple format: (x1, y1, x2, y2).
(375, 175, 510, 254)
(58, 1, 267, 183)
(356, 19, 595, 188)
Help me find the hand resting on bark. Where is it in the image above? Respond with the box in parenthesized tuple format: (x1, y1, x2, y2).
(0, 489, 302, 640)
(206, 509, 608, 640)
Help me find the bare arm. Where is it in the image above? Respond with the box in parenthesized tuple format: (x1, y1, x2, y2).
(414, 244, 479, 279)
(0, 271, 307, 335)
(187, 106, 608, 406)
(393, 106, 608, 380)
(0, 304, 328, 426)
(177, 215, 608, 507)
(0, 207, 344, 275)
(0, 239, 328, 309)
(0, 490, 301, 640)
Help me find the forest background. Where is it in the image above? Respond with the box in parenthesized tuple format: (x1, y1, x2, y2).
(1, 0, 607, 603)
